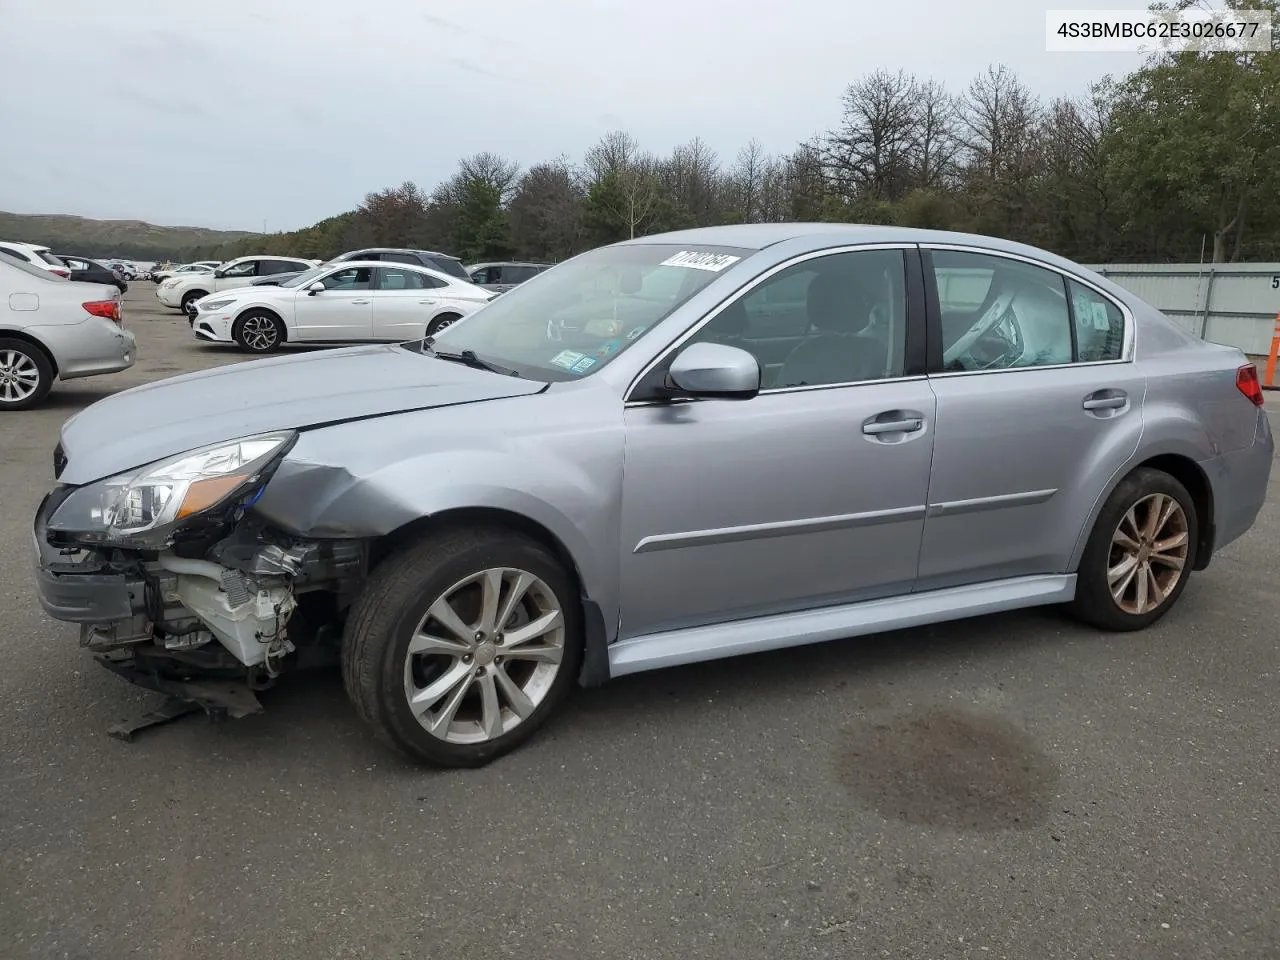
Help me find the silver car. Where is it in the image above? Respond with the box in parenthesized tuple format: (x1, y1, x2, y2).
(31, 225, 1272, 766)
(1, 257, 136, 410)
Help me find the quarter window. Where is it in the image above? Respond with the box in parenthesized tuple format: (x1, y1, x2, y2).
(930, 251, 1072, 371)
(1068, 280, 1125, 362)
(683, 249, 908, 389)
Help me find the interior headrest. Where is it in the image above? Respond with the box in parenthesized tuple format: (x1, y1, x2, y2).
(806, 269, 871, 334)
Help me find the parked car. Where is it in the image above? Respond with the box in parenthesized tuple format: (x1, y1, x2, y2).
(157, 256, 318, 318)
(0, 256, 134, 410)
(326, 248, 469, 280)
(190, 260, 494, 351)
(467, 260, 552, 294)
(31, 224, 1273, 767)
(0, 241, 72, 278)
(105, 262, 137, 281)
(57, 255, 128, 293)
(151, 261, 214, 283)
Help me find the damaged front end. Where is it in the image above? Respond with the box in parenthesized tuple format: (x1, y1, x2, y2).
(33, 432, 367, 738)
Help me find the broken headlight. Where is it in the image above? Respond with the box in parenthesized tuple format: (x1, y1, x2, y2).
(48, 432, 296, 548)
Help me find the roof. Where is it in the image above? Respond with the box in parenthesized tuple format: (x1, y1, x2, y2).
(621, 223, 1085, 270)
(343, 247, 461, 260)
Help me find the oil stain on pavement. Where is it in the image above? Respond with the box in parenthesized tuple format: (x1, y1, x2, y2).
(836, 707, 1058, 830)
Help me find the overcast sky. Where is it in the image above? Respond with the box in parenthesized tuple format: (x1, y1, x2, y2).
(0, 0, 1145, 232)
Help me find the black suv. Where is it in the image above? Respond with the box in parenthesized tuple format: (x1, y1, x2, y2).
(327, 248, 469, 280)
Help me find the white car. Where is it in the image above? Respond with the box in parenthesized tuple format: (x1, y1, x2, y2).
(157, 255, 317, 318)
(151, 261, 216, 283)
(0, 256, 135, 410)
(0, 241, 72, 279)
(190, 261, 495, 352)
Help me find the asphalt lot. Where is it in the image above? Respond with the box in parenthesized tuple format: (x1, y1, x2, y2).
(3, 286, 1279, 960)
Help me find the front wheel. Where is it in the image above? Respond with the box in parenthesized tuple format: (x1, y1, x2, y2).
(232, 311, 285, 353)
(342, 528, 583, 767)
(1068, 467, 1197, 631)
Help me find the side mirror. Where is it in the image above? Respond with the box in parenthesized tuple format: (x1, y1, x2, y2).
(307, 281, 325, 295)
(213, 268, 226, 279)
(667, 342, 760, 400)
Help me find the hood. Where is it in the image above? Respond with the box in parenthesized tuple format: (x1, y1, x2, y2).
(200, 284, 273, 301)
(56, 343, 546, 484)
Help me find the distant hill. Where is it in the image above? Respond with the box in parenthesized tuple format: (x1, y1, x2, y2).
(0, 211, 261, 262)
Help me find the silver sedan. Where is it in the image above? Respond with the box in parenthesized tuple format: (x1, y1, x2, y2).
(32, 224, 1272, 765)
(0, 256, 135, 410)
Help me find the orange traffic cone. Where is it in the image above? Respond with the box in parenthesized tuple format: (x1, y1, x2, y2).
(1265, 314, 1280, 390)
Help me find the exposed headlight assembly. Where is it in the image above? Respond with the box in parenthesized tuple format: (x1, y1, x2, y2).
(48, 432, 296, 547)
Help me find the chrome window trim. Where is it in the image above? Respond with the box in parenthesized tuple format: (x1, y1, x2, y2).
(623, 242, 919, 405)
(921, 243, 1136, 368)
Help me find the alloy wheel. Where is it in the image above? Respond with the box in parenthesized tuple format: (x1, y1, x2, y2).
(0, 349, 41, 403)
(403, 567, 566, 745)
(1107, 492, 1190, 615)
(241, 315, 279, 351)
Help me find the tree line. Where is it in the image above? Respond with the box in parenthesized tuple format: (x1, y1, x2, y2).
(198, 8, 1280, 267)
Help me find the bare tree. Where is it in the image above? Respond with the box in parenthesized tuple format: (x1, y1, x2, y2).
(958, 64, 1042, 183)
(822, 68, 920, 202)
(583, 130, 645, 183)
(908, 78, 959, 191)
(729, 139, 771, 222)
(660, 136, 722, 225)
(456, 152, 521, 204)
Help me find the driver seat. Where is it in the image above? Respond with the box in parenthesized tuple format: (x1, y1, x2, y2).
(777, 268, 884, 387)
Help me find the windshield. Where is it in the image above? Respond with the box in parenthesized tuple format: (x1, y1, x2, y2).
(425, 243, 752, 381)
(278, 266, 327, 288)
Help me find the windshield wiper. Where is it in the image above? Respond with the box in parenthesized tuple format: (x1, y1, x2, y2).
(426, 344, 519, 377)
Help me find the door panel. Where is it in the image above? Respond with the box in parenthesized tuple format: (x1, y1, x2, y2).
(917, 247, 1144, 588)
(291, 267, 374, 341)
(620, 381, 937, 638)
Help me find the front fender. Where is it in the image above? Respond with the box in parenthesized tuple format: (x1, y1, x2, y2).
(252, 389, 626, 633)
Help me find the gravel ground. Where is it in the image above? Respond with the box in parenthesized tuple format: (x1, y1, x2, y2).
(2, 285, 1278, 960)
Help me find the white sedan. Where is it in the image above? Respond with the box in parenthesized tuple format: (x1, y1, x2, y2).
(190, 261, 496, 352)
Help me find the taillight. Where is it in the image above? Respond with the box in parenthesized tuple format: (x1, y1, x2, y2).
(1236, 363, 1264, 406)
(83, 300, 122, 325)
(51, 268, 70, 278)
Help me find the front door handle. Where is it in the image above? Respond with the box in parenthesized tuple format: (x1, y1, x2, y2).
(351, 299, 371, 305)
(1082, 391, 1127, 411)
(862, 417, 923, 435)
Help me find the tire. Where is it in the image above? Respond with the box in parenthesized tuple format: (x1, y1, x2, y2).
(181, 290, 207, 319)
(232, 310, 285, 353)
(1068, 467, 1197, 631)
(426, 313, 462, 337)
(0, 338, 55, 411)
(342, 527, 584, 767)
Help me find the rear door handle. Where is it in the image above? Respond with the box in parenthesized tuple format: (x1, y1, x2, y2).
(418, 299, 438, 305)
(1082, 391, 1127, 411)
(863, 417, 923, 435)
(351, 299, 371, 305)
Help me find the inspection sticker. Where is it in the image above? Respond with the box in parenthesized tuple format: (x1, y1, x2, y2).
(659, 250, 741, 272)
(549, 349, 586, 370)
(570, 355, 597, 374)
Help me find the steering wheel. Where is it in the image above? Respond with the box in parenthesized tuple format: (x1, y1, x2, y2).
(942, 290, 1018, 367)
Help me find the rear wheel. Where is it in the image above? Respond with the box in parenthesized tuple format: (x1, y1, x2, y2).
(1069, 468, 1196, 631)
(426, 313, 462, 337)
(0, 338, 54, 411)
(232, 310, 285, 353)
(342, 527, 583, 767)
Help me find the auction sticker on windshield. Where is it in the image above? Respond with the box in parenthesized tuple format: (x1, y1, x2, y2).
(550, 349, 586, 371)
(659, 251, 742, 272)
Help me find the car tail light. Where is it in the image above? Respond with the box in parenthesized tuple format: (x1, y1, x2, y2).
(83, 300, 122, 325)
(1237, 363, 1264, 406)
(50, 267, 70, 278)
